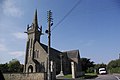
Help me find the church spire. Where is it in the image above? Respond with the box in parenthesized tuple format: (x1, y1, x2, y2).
(33, 9, 38, 28)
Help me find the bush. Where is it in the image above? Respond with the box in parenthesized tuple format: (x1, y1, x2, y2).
(87, 67, 94, 73)
(107, 59, 120, 73)
(109, 67, 120, 73)
(0, 59, 24, 73)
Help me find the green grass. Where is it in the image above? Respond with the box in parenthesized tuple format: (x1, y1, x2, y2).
(85, 73, 97, 75)
(83, 73, 98, 79)
(63, 73, 98, 79)
(64, 74, 72, 78)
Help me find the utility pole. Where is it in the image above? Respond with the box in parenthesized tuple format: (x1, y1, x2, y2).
(46, 10, 53, 80)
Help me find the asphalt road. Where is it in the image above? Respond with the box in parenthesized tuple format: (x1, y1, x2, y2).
(57, 74, 120, 80)
(87, 74, 120, 80)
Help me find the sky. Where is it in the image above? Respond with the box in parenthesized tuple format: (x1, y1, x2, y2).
(0, 0, 120, 64)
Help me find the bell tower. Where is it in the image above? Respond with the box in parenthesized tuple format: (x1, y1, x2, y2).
(27, 10, 42, 43)
(24, 10, 42, 73)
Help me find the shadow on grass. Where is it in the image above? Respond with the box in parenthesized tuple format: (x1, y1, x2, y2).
(83, 74, 98, 79)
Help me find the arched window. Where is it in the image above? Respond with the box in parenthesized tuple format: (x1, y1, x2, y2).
(29, 49, 31, 57)
(28, 39, 30, 48)
(37, 50, 39, 58)
(34, 50, 39, 58)
(31, 39, 32, 48)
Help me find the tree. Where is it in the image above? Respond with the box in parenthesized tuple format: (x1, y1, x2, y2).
(0, 63, 9, 73)
(94, 63, 107, 74)
(80, 58, 94, 72)
(107, 59, 120, 69)
(0, 59, 24, 73)
(8, 59, 22, 73)
(20, 64, 24, 72)
(107, 59, 120, 73)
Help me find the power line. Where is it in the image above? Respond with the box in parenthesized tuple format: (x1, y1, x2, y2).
(52, 0, 82, 31)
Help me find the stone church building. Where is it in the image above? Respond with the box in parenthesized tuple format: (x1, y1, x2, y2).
(23, 10, 81, 78)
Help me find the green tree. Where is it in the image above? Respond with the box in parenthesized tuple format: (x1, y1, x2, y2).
(0, 63, 9, 73)
(8, 59, 21, 73)
(107, 59, 120, 73)
(80, 58, 94, 72)
(20, 64, 24, 72)
(0, 59, 24, 73)
(107, 59, 120, 69)
(94, 63, 107, 74)
(87, 67, 94, 73)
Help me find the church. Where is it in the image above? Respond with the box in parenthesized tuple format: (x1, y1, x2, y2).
(23, 10, 82, 78)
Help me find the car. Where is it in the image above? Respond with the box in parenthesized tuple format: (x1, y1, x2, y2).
(99, 68, 107, 74)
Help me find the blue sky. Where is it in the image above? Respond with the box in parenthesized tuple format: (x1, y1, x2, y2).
(0, 0, 120, 64)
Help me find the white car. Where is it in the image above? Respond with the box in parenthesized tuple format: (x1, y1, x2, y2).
(99, 68, 107, 74)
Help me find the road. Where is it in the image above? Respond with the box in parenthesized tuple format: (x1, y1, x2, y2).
(57, 74, 120, 80)
(87, 74, 120, 80)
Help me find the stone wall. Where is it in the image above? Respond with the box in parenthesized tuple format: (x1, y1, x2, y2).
(3, 73, 46, 80)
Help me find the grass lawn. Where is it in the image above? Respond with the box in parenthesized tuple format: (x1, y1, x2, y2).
(64, 73, 98, 79)
(64, 74, 72, 78)
(83, 73, 98, 79)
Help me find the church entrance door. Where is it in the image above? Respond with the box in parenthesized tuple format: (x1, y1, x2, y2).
(28, 65, 33, 73)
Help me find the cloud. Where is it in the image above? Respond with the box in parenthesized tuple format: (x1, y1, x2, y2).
(0, 43, 7, 51)
(12, 32, 27, 40)
(9, 51, 25, 58)
(2, 0, 23, 17)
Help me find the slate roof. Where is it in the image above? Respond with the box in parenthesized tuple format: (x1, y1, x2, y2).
(39, 43, 61, 59)
(39, 43, 80, 63)
(63, 50, 80, 63)
(40, 43, 61, 53)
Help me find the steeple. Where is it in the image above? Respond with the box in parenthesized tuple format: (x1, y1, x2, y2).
(24, 10, 42, 73)
(25, 9, 42, 42)
(33, 9, 38, 30)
